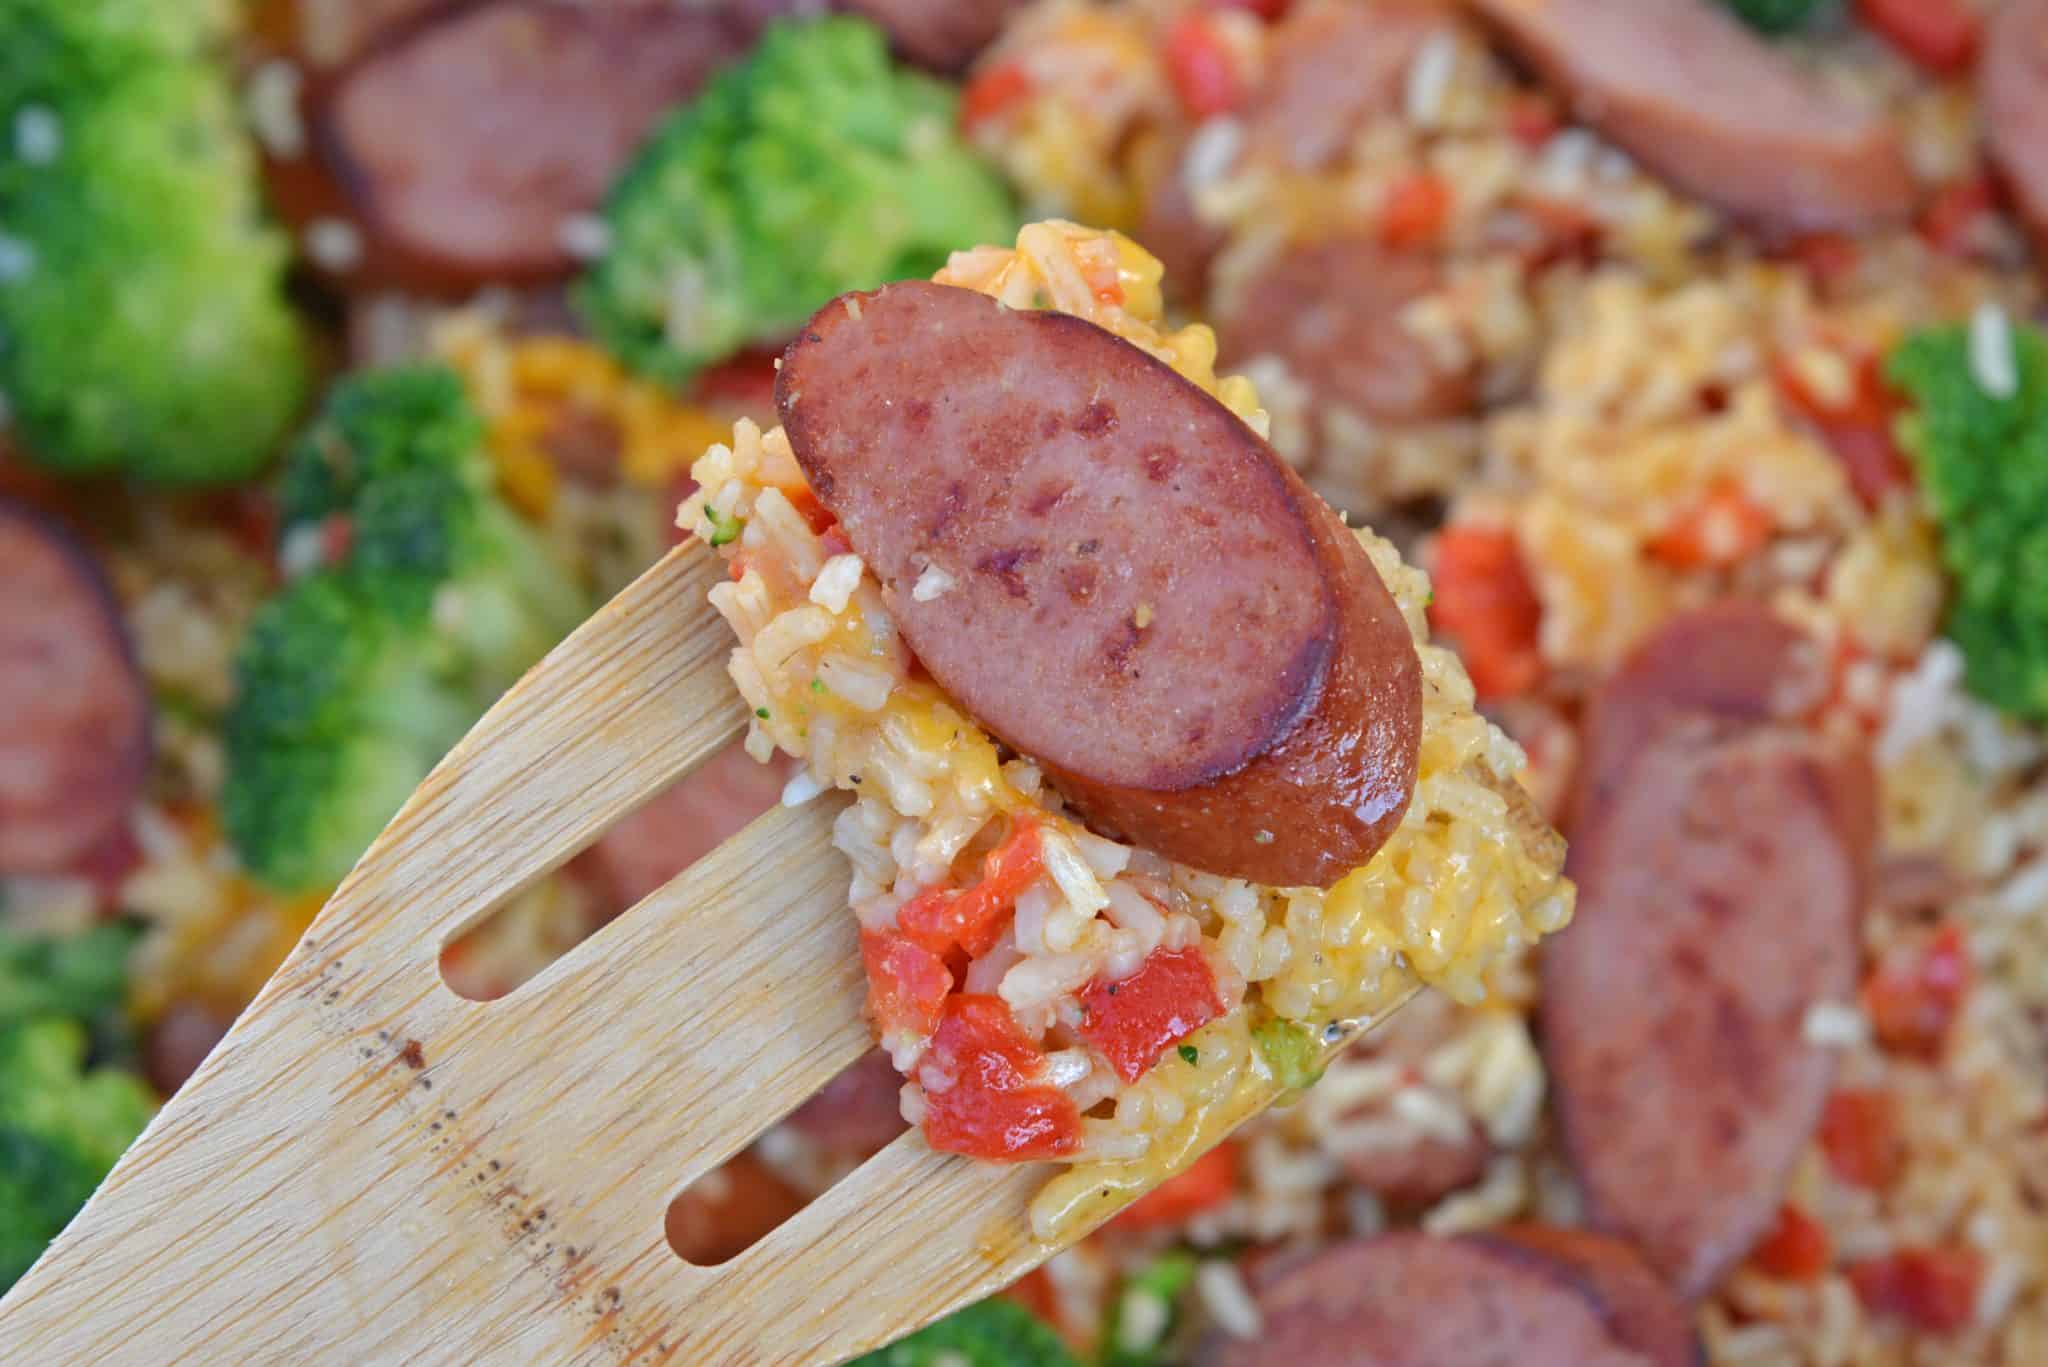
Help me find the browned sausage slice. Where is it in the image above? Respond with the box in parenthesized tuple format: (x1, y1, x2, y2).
(1216, 237, 1475, 427)
(1543, 610, 1871, 1301)
(1983, 0, 2048, 259)
(319, 0, 743, 283)
(663, 1150, 808, 1265)
(0, 500, 151, 874)
(783, 1047, 910, 1159)
(1240, 0, 1460, 172)
(776, 281, 1422, 887)
(580, 741, 793, 913)
(1330, 992, 1490, 1203)
(1469, 0, 1913, 233)
(1195, 1233, 1653, 1366)
(840, 0, 1027, 72)
(1136, 129, 1228, 305)
(286, 0, 445, 67)
(1567, 600, 1832, 839)
(1485, 1227, 1702, 1367)
(143, 1003, 233, 1099)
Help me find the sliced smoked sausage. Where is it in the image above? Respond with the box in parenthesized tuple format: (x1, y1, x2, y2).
(1983, 0, 2048, 259)
(776, 281, 1422, 888)
(839, 0, 1027, 72)
(1544, 606, 1872, 1301)
(784, 1047, 910, 1159)
(319, 0, 744, 284)
(1469, 0, 1914, 234)
(1566, 601, 1833, 839)
(1239, 0, 1462, 173)
(1486, 1227, 1702, 1367)
(1194, 1233, 1653, 1366)
(0, 500, 151, 875)
(285, 0, 446, 67)
(580, 740, 793, 913)
(1216, 237, 1476, 428)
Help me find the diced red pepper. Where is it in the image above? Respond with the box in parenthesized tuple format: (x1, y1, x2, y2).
(689, 351, 780, 419)
(1115, 1140, 1240, 1229)
(918, 995, 1082, 1161)
(862, 929, 953, 1054)
(960, 61, 1034, 130)
(1855, 0, 1980, 75)
(1513, 194, 1604, 269)
(898, 821, 1044, 959)
(1164, 16, 1243, 119)
(210, 486, 282, 567)
(1788, 232, 1861, 286)
(1208, 0, 1290, 21)
(1645, 480, 1773, 569)
(1427, 525, 1544, 701)
(1000, 1269, 1062, 1331)
(1774, 353, 1913, 509)
(66, 822, 144, 911)
(319, 513, 355, 568)
(1381, 172, 1452, 250)
(1824, 422, 1916, 510)
(1504, 92, 1561, 149)
(1820, 1087, 1902, 1190)
(1753, 1203, 1832, 1282)
(1078, 947, 1224, 1084)
(1847, 1246, 1984, 1333)
(1920, 173, 1996, 256)
(1864, 923, 1971, 1060)
(784, 485, 838, 537)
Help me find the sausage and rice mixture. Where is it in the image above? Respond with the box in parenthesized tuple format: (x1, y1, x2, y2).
(5, 0, 2048, 1363)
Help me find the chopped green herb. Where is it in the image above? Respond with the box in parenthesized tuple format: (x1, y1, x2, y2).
(755, 707, 771, 719)
(811, 678, 826, 694)
(703, 506, 745, 547)
(1251, 1014, 1325, 1094)
(1177, 1044, 1199, 1066)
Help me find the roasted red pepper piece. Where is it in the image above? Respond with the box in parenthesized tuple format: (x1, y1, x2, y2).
(898, 821, 1044, 959)
(1115, 1139, 1240, 1229)
(1078, 946, 1224, 1084)
(918, 995, 1082, 1160)
(862, 928, 952, 1056)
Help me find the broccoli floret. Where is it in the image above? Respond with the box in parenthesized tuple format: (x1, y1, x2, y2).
(851, 1298, 1079, 1367)
(0, 1018, 155, 1290)
(280, 367, 588, 689)
(0, 923, 140, 1030)
(1888, 317, 2048, 720)
(0, 0, 225, 102)
(279, 367, 486, 544)
(1717, 0, 1830, 33)
(223, 573, 473, 893)
(224, 370, 588, 891)
(1101, 1253, 1197, 1367)
(0, 4, 307, 483)
(576, 17, 1018, 384)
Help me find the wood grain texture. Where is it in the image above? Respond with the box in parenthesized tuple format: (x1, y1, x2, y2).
(0, 541, 1425, 1364)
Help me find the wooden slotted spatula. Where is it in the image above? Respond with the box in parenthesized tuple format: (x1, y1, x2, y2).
(0, 540, 1413, 1365)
